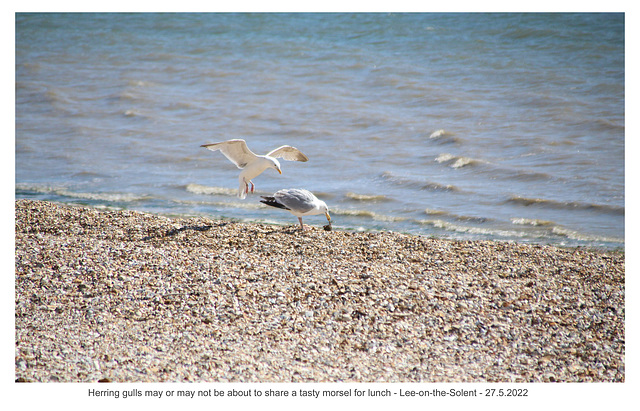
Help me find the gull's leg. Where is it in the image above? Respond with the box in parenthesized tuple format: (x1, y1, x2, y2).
(250, 181, 255, 193)
(298, 217, 305, 231)
(244, 179, 249, 195)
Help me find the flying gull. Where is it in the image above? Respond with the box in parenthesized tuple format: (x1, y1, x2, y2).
(201, 139, 309, 199)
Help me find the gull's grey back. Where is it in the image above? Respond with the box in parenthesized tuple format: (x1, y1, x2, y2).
(275, 189, 318, 213)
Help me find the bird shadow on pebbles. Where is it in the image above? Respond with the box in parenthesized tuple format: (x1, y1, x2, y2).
(141, 222, 322, 242)
(262, 225, 331, 235)
(142, 224, 216, 241)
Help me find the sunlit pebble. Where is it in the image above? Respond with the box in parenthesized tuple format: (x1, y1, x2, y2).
(14, 199, 625, 383)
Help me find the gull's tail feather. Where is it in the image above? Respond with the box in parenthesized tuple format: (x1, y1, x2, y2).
(260, 196, 289, 210)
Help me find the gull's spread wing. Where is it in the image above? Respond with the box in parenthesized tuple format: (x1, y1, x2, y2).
(266, 145, 309, 162)
(201, 139, 258, 169)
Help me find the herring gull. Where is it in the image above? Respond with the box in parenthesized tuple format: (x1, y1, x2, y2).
(260, 188, 331, 231)
(201, 139, 309, 199)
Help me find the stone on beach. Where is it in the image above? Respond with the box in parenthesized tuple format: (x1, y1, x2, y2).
(15, 200, 624, 382)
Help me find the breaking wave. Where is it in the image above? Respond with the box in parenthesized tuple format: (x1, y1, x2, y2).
(511, 218, 555, 226)
(435, 153, 480, 169)
(428, 129, 460, 144)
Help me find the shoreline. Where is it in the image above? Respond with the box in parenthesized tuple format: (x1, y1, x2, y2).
(15, 199, 625, 382)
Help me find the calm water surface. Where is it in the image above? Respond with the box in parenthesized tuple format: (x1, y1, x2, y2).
(15, 13, 625, 248)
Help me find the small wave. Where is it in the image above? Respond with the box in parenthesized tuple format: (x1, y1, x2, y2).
(64, 191, 148, 202)
(424, 209, 488, 223)
(435, 153, 455, 163)
(550, 226, 624, 244)
(380, 171, 412, 185)
(437, 154, 552, 183)
(435, 153, 478, 169)
(509, 169, 553, 182)
(424, 208, 447, 216)
(511, 218, 555, 227)
(418, 216, 623, 245)
(123, 109, 146, 118)
(332, 208, 406, 222)
(44, 87, 75, 106)
(507, 195, 624, 216)
(174, 198, 264, 210)
(224, 201, 265, 210)
(380, 171, 459, 192)
(185, 183, 238, 197)
(428, 129, 460, 144)
(418, 219, 524, 238)
(16, 183, 149, 203)
(345, 192, 390, 202)
(454, 215, 489, 223)
(451, 157, 474, 169)
(429, 129, 450, 139)
(422, 181, 458, 192)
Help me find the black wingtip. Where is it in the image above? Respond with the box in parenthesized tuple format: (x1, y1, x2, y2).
(260, 197, 289, 210)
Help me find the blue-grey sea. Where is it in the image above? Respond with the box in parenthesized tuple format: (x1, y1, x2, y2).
(15, 13, 625, 248)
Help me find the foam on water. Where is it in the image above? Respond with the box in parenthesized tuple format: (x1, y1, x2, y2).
(331, 207, 407, 223)
(345, 192, 391, 202)
(174, 198, 265, 211)
(435, 153, 480, 169)
(16, 183, 151, 203)
(185, 183, 238, 197)
(510, 217, 555, 227)
(419, 219, 529, 239)
(418, 218, 623, 245)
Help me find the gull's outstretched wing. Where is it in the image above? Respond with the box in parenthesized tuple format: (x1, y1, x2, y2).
(201, 139, 258, 169)
(266, 145, 309, 162)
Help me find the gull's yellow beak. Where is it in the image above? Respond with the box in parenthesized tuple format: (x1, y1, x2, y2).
(277, 168, 282, 174)
(325, 212, 331, 222)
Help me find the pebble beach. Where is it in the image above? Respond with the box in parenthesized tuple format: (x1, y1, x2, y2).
(15, 199, 624, 383)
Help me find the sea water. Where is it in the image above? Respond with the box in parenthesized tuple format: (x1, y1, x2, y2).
(15, 13, 624, 248)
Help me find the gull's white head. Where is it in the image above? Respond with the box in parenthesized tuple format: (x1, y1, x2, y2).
(319, 201, 331, 221)
(268, 158, 282, 174)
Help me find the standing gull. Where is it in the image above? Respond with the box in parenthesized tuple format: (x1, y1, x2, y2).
(201, 139, 309, 199)
(260, 189, 331, 231)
